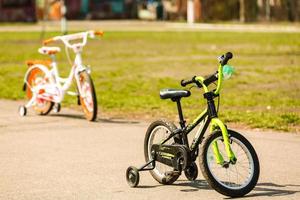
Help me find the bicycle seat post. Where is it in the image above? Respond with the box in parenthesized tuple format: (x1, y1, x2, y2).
(172, 98, 186, 129)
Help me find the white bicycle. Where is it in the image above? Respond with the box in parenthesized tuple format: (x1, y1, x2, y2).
(19, 30, 103, 121)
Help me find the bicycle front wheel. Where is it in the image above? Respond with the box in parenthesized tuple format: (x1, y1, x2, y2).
(78, 71, 97, 121)
(199, 130, 259, 197)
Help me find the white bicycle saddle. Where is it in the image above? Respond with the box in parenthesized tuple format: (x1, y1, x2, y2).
(38, 46, 61, 55)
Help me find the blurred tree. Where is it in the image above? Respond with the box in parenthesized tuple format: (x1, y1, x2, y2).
(286, 0, 299, 21)
(239, 0, 257, 22)
(239, 0, 245, 22)
(202, 0, 239, 21)
(266, 0, 270, 21)
(194, 0, 202, 21)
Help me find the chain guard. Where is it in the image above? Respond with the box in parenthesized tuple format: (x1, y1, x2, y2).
(151, 144, 191, 171)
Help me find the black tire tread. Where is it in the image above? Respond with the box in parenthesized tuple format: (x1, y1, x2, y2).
(126, 166, 140, 187)
(144, 119, 180, 185)
(199, 130, 260, 197)
(79, 71, 98, 121)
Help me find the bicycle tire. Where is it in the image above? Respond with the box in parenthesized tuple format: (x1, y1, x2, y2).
(199, 130, 259, 197)
(144, 119, 181, 185)
(78, 71, 98, 121)
(25, 66, 53, 115)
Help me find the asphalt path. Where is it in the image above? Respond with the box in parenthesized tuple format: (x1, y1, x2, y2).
(0, 100, 300, 200)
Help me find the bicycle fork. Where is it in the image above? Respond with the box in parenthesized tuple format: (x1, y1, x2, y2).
(210, 118, 236, 165)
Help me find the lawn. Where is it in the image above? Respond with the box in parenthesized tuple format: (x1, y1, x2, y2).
(0, 31, 299, 132)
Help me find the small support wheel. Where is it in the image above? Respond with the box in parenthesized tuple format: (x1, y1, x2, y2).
(126, 166, 140, 187)
(53, 103, 61, 113)
(19, 106, 27, 116)
(184, 162, 198, 181)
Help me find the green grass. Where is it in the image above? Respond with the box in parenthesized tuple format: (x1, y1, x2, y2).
(0, 31, 299, 132)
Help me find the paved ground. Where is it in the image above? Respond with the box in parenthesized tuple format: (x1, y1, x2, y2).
(0, 20, 300, 33)
(0, 100, 300, 200)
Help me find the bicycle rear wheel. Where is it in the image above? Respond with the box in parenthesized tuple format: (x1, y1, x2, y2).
(199, 130, 259, 197)
(78, 71, 97, 121)
(26, 66, 53, 115)
(144, 120, 181, 185)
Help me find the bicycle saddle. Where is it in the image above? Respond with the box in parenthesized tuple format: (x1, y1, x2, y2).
(160, 89, 191, 100)
(38, 46, 61, 55)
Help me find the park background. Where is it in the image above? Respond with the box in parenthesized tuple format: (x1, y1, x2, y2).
(0, 0, 299, 132)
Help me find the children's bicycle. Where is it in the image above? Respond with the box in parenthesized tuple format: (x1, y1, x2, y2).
(19, 30, 103, 121)
(126, 52, 260, 197)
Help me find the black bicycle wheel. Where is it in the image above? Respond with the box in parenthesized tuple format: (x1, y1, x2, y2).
(126, 166, 140, 187)
(144, 119, 181, 185)
(78, 71, 98, 121)
(199, 130, 260, 197)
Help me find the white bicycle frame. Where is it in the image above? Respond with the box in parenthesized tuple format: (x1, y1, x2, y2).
(24, 30, 102, 108)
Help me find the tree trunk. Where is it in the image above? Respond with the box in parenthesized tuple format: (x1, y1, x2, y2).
(239, 0, 245, 22)
(266, 0, 270, 21)
(194, 0, 202, 21)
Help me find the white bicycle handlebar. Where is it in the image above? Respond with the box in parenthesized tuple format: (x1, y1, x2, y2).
(43, 30, 104, 49)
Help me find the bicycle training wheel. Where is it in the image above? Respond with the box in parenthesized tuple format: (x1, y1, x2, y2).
(78, 71, 97, 121)
(26, 66, 53, 115)
(199, 130, 259, 197)
(144, 120, 181, 185)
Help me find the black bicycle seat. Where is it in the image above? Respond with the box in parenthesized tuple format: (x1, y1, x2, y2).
(160, 89, 191, 100)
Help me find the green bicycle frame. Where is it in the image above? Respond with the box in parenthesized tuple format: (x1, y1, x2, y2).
(194, 64, 236, 164)
(160, 64, 236, 165)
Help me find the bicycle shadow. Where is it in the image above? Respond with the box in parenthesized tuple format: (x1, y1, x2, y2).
(137, 180, 300, 198)
(49, 113, 140, 124)
(136, 179, 210, 191)
(239, 182, 300, 199)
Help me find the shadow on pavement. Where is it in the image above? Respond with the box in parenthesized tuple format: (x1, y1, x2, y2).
(176, 181, 300, 198)
(175, 180, 211, 191)
(136, 180, 300, 199)
(136, 179, 211, 190)
(50, 113, 85, 120)
(49, 113, 140, 124)
(240, 182, 300, 199)
(97, 118, 140, 124)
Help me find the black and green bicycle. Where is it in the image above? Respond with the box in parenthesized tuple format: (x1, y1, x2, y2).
(126, 52, 260, 197)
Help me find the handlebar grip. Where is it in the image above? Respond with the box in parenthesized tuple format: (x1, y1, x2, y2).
(219, 52, 233, 66)
(94, 31, 104, 37)
(181, 76, 196, 87)
(43, 38, 54, 45)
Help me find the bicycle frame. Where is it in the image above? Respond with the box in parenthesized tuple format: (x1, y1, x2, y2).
(24, 31, 102, 109)
(161, 64, 236, 165)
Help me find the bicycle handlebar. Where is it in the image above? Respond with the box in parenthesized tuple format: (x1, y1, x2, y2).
(203, 72, 218, 86)
(181, 52, 233, 92)
(218, 52, 233, 66)
(42, 30, 104, 47)
(181, 72, 218, 88)
(181, 76, 196, 87)
(43, 38, 55, 45)
(94, 31, 104, 37)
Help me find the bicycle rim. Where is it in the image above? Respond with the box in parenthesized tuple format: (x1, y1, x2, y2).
(206, 136, 255, 190)
(79, 72, 94, 113)
(148, 125, 175, 179)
